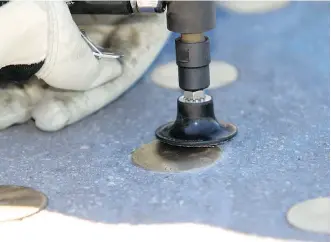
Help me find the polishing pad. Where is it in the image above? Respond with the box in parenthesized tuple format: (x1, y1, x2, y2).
(155, 96, 237, 148)
(155, 121, 237, 148)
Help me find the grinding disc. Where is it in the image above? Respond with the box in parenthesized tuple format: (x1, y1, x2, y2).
(287, 197, 330, 234)
(0, 185, 48, 222)
(131, 140, 221, 172)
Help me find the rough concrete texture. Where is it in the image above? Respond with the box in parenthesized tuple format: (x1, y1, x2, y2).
(0, 2, 329, 242)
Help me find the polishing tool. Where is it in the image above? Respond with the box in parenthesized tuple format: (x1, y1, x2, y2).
(155, 1, 238, 147)
(155, 93, 237, 148)
(45, 0, 238, 147)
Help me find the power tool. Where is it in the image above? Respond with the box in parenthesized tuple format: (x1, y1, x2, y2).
(67, 1, 238, 147)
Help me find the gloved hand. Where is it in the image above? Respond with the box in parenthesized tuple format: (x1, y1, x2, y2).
(0, 1, 170, 131)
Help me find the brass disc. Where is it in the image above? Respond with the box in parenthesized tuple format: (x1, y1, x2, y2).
(0, 185, 48, 222)
(287, 197, 330, 234)
(131, 140, 221, 172)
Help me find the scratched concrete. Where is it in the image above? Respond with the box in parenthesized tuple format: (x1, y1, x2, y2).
(0, 2, 329, 242)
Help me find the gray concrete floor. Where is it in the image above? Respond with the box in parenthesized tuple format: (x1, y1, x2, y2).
(0, 2, 329, 241)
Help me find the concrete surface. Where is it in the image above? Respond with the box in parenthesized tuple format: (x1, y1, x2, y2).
(0, 2, 329, 242)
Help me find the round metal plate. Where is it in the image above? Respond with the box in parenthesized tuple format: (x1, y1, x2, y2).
(131, 140, 221, 172)
(287, 197, 330, 234)
(0, 185, 48, 222)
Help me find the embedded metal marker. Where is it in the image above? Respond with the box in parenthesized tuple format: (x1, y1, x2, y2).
(131, 140, 221, 172)
(0, 185, 48, 222)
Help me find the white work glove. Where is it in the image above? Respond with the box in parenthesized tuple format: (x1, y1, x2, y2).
(0, 1, 170, 131)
